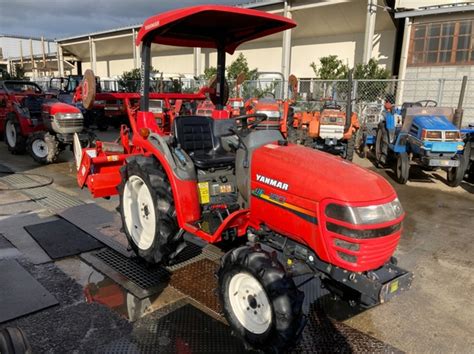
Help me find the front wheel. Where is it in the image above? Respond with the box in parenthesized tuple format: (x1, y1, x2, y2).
(447, 153, 468, 187)
(218, 246, 305, 352)
(118, 156, 181, 264)
(396, 153, 410, 184)
(27, 132, 60, 164)
(375, 125, 390, 167)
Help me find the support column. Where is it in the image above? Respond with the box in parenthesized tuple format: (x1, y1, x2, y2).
(396, 17, 412, 105)
(41, 36, 46, 69)
(362, 0, 377, 64)
(19, 40, 24, 68)
(281, 1, 292, 98)
(132, 29, 138, 69)
(91, 38, 97, 73)
(193, 47, 202, 77)
(57, 44, 65, 77)
(29, 39, 37, 77)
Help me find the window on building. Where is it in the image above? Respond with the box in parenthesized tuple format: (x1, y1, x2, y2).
(409, 19, 474, 66)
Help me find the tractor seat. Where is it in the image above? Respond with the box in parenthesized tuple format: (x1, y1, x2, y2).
(173, 116, 235, 169)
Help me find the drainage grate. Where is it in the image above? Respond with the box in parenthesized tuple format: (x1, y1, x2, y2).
(0, 173, 83, 211)
(165, 242, 204, 272)
(170, 258, 221, 314)
(94, 248, 169, 290)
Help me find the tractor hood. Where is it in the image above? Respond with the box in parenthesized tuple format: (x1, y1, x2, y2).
(251, 143, 395, 204)
(413, 115, 458, 130)
(43, 101, 81, 115)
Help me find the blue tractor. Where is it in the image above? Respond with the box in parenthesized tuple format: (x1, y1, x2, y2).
(375, 100, 465, 186)
(449, 126, 474, 183)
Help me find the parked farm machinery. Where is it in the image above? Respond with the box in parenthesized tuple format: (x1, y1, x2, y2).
(74, 5, 412, 352)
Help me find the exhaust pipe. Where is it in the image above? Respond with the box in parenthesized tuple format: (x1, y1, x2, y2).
(453, 75, 467, 129)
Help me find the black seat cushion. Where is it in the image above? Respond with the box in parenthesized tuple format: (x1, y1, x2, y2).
(174, 116, 235, 169)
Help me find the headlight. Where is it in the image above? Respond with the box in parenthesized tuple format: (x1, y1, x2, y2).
(326, 198, 404, 225)
(256, 110, 280, 119)
(55, 112, 83, 120)
(232, 101, 244, 108)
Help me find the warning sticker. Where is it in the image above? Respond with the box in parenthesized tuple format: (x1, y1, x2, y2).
(198, 182, 210, 204)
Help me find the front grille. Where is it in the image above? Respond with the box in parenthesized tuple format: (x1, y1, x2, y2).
(56, 118, 83, 128)
(327, 222, 402, 239)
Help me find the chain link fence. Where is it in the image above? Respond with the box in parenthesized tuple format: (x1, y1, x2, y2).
(30, 75, 473, 126)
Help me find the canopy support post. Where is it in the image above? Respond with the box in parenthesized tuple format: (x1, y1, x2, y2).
(216, 46, 226, 109)
(140, 40, 151, 112)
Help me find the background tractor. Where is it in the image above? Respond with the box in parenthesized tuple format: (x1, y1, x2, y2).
(0, 80, 93, 164)
(375, 100, 465, 185)
(289, 100, 359, 161)
(74, 6, 412, 352)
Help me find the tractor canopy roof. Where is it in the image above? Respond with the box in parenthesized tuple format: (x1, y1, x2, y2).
(135, 5, 296, 54)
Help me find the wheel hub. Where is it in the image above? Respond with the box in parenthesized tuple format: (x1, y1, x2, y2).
(32, 139, 48, 158)
(228, 272, 272, 334)
(122, 175, 156, 250)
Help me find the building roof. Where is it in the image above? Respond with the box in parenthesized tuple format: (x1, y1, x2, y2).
(394, 2, 474, 18)
(0, 34, 55, 42)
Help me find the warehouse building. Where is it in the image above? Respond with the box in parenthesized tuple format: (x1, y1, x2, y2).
(55, 0, 397, 80)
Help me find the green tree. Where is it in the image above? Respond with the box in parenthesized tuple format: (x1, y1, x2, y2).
(353, 58, 391, 102)
(353, 58, 390, 80)
(310, 55, 348, 80)
(118, 66, 159, 92)
(203, 53, 257, 81)
(3, 65, 27, 80)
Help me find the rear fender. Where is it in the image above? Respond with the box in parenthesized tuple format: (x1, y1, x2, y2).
(137, 135, 201, 227)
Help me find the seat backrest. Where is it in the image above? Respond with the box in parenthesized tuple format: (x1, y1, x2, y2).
(174, 116, 215, 154)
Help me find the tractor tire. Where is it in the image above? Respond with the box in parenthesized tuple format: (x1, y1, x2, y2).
(345, 135, 356, 161)
(447, 146, 469, 187)
(218, 245, 305, 353)
(4, 115, 26, 154)
(27, 132, 60, 164)
(118, 156, 181, 264)
(395, 153, 410, 184)
(375, 125, 390, 167)
(0, 327, 31, 354)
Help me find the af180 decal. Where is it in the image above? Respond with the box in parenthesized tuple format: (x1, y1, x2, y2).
(252, 188, 318, 224)
(255, 174, 289, 191)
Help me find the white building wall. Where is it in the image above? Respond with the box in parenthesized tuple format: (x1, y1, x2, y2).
(0, 36, 56, 59)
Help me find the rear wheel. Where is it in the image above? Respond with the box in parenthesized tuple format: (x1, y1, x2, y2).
(345, 135, 356, 161)
(396, 153, 410, 184)
(5, 116, 26, 154)
(27, 132, 60, 164)
(0, 327, 31, 354)
(118, 156, 181, 264)
(218, 246, 305, 352)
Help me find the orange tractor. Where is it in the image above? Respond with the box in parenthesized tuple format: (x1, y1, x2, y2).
(289, 101, 359, 161)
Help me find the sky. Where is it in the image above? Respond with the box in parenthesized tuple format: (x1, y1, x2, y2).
(0, 0, 247, 39)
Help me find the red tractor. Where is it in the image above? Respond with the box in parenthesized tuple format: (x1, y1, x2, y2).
(0, 80, 93, 164)
(74, 6, 412, 352)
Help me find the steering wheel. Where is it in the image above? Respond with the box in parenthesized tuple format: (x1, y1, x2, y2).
(262, 91, 275, 99)
(416, 99, 437, 107)
(232, 113, 268, 131)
